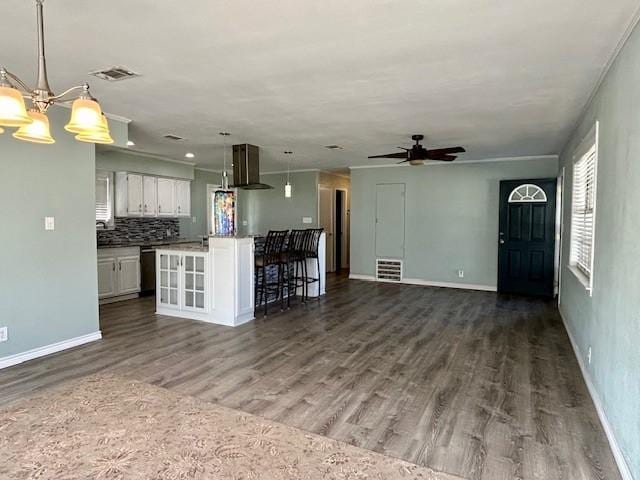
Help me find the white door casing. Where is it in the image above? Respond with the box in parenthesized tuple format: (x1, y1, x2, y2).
(318, 185, 334, 272)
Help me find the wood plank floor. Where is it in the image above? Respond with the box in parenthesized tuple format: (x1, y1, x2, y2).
(0, 274, 621, 480)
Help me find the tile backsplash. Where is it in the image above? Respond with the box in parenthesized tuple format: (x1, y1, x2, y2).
(97, 217, 180, 246)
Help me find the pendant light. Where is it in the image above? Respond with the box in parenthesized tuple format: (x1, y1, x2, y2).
(13, 109, 55, 144)
(75, 114, 114, 144)
(284, 151, 293, 198)
(0, 127, 4, 134)
(220, 132, 230, 190)
(0, 0, 111, 144)
(0, 80, 32, 127)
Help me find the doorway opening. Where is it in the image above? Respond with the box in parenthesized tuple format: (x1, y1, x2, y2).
(318, 184, 350, 273)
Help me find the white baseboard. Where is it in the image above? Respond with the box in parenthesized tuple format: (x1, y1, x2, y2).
(0, 331, 102, 370)
(559, 310, 633, 480)
(349, 274, 497, 292)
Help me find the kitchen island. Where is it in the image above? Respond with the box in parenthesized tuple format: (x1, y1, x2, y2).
(155, 235, 255, 326)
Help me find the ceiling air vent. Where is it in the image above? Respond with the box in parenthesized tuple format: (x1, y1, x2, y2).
(376, 259, 403, 282)
(90, 66, 140, 82)
(163, 134, 184, 141)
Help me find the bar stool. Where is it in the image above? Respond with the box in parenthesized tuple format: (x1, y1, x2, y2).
(286, 229, 309, 304)
(255, 230, 289, 315)
(303, 228, 324, 301)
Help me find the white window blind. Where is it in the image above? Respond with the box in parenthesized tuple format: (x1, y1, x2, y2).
(96, 171, 113, 226)
(570, 144, 597, 282)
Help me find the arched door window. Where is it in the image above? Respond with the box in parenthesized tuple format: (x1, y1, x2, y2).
(508, 184, 547, 203)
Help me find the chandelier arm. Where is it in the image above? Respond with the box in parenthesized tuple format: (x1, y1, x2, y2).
(3, 70, 34, 94)
(50, 84, 89, 101)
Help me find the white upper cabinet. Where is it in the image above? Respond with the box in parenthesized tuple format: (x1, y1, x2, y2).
(126, 173, 144, 216)
(115, 172, 190, 218)
(142, 176, 157, 217)
(157, 178, 176, 217)
(176, 180, 191, 217)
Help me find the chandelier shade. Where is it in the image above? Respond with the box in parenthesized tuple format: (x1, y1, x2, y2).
(0, 127, 4, 134)
(75, 114, 114, 144)
(65, 98, 107, 135)
(0, 85, 33, 127)
(13, 110, 55, 144)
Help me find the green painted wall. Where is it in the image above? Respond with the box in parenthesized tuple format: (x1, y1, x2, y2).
(96, 149, 194, 180)
(238, 171, 319, 235)
(179, 169, 223, 237)
(0, 108, 102, 358)
(558, 21, 640, 478)
(350, 158, 558, 286)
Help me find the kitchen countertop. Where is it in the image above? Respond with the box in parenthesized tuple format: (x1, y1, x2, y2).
(97, 238, 206, 249)
(156, 243, 209, 252)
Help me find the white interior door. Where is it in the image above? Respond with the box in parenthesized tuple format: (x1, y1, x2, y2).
(375, 183, 405, 259)
(319, 186, 334, 272)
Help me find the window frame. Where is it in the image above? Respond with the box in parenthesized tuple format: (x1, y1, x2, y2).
(96, 170, 115, 230)
(568, 121, 599, 296)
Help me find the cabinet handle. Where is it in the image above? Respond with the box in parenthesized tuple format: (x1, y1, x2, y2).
(119, 261, 122, 271)
(138, 204, 142, 212)
(112, 261, 115, 271)
(158, 205, 162, 212)
(178, 205, 181, 212)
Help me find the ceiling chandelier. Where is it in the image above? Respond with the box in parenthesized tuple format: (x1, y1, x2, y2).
(0, 0, 113, 145)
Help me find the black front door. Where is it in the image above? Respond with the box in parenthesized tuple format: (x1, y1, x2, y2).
(498, 178, 557, 297)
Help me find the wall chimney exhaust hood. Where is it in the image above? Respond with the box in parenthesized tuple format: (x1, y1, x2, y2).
(230, 144, 273, 190)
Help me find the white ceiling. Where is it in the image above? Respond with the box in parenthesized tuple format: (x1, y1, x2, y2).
(3, 0, 639, 171)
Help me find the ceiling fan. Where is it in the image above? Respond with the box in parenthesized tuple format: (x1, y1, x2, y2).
(368, 135, 465, 165)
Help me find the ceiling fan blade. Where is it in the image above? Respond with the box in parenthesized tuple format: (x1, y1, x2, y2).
(368, 152, 408, 159)
(425, 147, 466, 156)
(426, 154, 457, 161)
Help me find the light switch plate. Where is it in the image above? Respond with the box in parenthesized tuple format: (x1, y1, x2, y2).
(302, 217, 313, 224)
(242, 220, 248, 226)
(44, 217, 55, 230)
(192, 216, 197, 223)
(0, 327, 7, 343)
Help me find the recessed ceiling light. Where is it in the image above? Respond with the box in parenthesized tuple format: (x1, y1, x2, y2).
(126, 140, 135, 147)
(185, 152, 195, 159)
(325, 145, 343, 150)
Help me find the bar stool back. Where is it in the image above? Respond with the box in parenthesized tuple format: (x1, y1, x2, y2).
(255, 230, 289, 315)
(303, 228, 324, 300)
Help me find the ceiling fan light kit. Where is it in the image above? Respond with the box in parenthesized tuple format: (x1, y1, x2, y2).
(0, 0, 112, 145)
(369, 134, 466, 165)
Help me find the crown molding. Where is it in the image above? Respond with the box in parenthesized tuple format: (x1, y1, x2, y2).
(53, 103, 132, 123)
(261, 168, 320, 175)
(348, 154, 558, 170)
(195, 167, 222, 173)
(101, 146, 197, 166)
(562, 4, 640, 155)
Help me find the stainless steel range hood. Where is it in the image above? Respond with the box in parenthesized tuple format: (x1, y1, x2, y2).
(230, 144, 273, 190)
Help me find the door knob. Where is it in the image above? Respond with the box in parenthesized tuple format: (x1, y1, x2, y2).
(499, 239, 505, 244)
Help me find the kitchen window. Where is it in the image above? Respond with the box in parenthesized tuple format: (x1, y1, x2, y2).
(96, 170, 114, 229)
(569, 122, 598, 294)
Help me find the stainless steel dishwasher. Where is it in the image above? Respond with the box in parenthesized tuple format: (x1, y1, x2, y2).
(140, 248, 156, 296)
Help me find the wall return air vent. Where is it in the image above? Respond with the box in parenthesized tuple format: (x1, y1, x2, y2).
(90, 66, 140, 82)
(376, 259, 403, 282)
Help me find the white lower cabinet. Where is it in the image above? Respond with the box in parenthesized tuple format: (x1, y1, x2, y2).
(157, 250, 208, 314)
(98, 247, 141, 302)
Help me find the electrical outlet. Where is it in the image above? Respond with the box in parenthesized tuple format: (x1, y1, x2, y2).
(44, 216, 55, 230)
(192, 216, 197, 224)
(0, 327, 7, 343)
(302, 217, 313, 224)
(242, 220, 248, 226)
(457, 269, 464, 278)
(587, 346, 592, 365)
